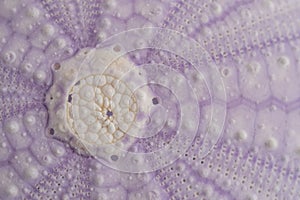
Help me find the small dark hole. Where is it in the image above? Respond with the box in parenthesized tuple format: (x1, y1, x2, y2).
(75, 81, 80, 86)
(53, 63, 61, 70)
(113, 45, 121, 52)
(111, 155, 118, 161)
(152, 97, 159, 105)
(49, 128, 55, 135)
(68, 94, 72, 102)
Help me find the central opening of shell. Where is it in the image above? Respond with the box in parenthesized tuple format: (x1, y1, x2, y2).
(106, 110, 113, 117)
(66, 74, 137, 145)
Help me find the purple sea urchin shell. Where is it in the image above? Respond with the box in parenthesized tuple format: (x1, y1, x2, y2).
(0, 0, 300, 199)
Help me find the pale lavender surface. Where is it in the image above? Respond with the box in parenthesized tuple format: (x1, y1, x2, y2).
(0, 0, 300, 200)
